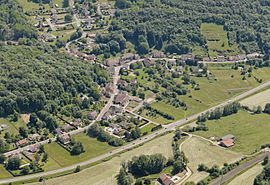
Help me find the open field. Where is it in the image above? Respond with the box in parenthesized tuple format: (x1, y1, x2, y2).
(19, 0, 64, 12)
(31, 133, 174, 185)
(44, 134, 114, 170)
(241, 88, 270, 109)
(196, 110, 270, 154)
(182, 136, 243, 183)
(201, 23, 240, 58)
(140, 123, 156, 134)
(0, 165, 12, 179)
(227, 163, 263, 185)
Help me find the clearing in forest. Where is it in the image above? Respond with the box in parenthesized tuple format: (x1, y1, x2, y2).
(201, 23, 240, 58)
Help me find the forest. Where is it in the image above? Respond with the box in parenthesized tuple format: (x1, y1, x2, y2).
(111, 0, 270, 57)
(0, 0, 37, 41)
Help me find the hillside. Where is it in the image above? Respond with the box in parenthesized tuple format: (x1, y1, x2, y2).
(112, 0, 270, 57)
(0, 0, 37, 41)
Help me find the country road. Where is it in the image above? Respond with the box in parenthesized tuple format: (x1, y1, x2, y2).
(1, 79, 270, 184)
(211, 151, 270, 185)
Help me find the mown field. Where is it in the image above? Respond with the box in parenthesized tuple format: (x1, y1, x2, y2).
(196, 110, 270, 155)
(43, 133, 114, 170)
(32, 133, 174, 185)
(182, 136, 243, 184)
(241, 88, 270, 109)
(0, 165, 12, 179)
(201, 23, 240, 58)
(228, 164, 263, 185)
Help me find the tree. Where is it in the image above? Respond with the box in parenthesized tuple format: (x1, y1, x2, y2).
(21, 166, 30, 175)
(0, 154, 6, 164)
(7, 157, 21, 170)
(19, 127, 28, 138)
(264, 103, 270, 114)
(262, 156, 269, 166)
(117, 163, 133, 185)
(70, 142, 84, 155)
(64, 14, 73, 23)
(74, 165, 81, 173)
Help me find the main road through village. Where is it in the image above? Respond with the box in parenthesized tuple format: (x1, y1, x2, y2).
(1, 69, 270, 184)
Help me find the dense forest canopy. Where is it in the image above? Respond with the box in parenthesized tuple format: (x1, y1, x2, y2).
(112, 0, 270, 57)
(0, 0, 37, 41)
(0, 44, 109, 118)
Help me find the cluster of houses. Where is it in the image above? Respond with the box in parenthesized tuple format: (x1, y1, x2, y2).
(202, 52, 262, 62)
(158, 171, 188, 185)
(15, 134, 41, 148)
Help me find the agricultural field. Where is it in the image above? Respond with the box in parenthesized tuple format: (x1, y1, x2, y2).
(227, 164, 263, 185)
(241, 88, 270, 109)
(201, 23, 240, 58)
(43, 133, 114, 170)
(196, 110, 270, 154)
(32, 133, 174, 185)
(182, 136, 243, 183)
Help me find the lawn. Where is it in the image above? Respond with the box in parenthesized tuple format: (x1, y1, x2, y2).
(44, 133, 114, 169)
(0, 117, 28, 139)
(182, 136, 243, 184)
(201, 23, 240, 58)
(0, 165, 12, 179)
(140, 123, 157, 134)
(19, 0, 64, 12)
(241, 88, 270, 109)
(196, 110, 270, 154)
(33, 133, 174, 185)
(228, 164, 263, 185)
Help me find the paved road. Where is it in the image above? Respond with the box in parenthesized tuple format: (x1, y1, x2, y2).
(1, 80, 270, 184)
(211, 151, 270, 185)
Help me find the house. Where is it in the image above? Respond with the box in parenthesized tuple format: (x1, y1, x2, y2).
(0, 124, 8, 131)
(152, 51, 165, 58)
(120, 53, 136, 62)
(181, 54, 194, 61)
(58, 133, 71, 145)
(88, 111, 98, 120)
(104, 58, 119, 67)
(143, 58, 155, 67)
(190, 66, 203, 74)
(28, 144, 39, 153)
(16, 138, 29, 147)
(61, 124, 74, 132)
(54, 128, 63, 136)
(114, 93, 130, 105)
(217, 55, 225, 62)
(158, 173, 175, 185)
(117, 79, 128, 88)
(247, 52, 262, 59)
(221, 134, 235, 141)
(220, 138, 235, 148)
(72, 119, 83, 127)
(104, 83, 114, 98)
(219, 134, 235, 148)
(203, 57, 211, 62)
(28, 134, 40, 141)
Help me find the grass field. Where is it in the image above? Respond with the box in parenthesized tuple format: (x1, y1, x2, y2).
(241, 88, 270, 109)
(228, 164, 263, 185)
(44, 134, 114, 169)
(196, 110, 270, 154)
(182, 136, 243, 183)
(0, 165, 12, 179)
(19, 0, 64, 12)
(140, 123, 156, 134)
(201, 23, 240, 58)
(33, 133, 174, 185)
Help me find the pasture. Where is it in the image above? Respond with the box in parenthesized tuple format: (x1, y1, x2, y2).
(196, 110, 270, 154)
(182, 136, 243, 183)
(32, 133, 174, 185)
(201, 23, 240, 58)
(228, 164, 263, 185)
(241, 88, 270, 109)
(43, 134, 114, 170)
